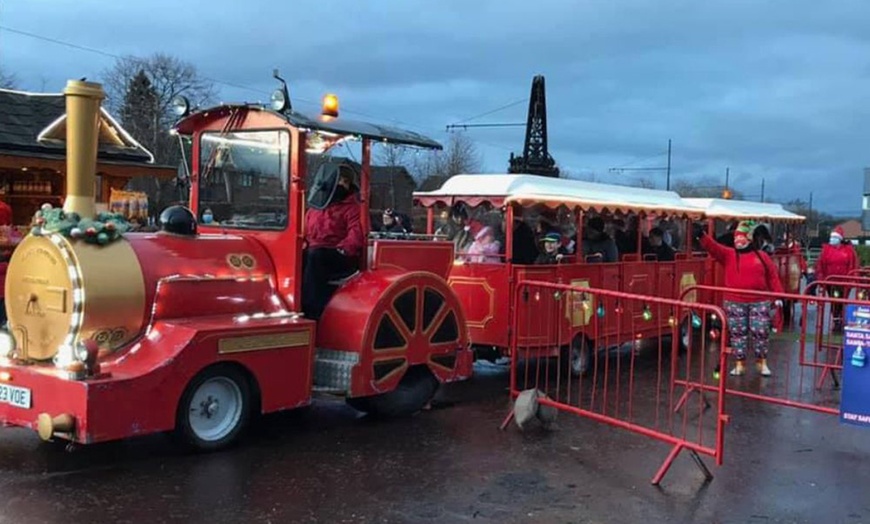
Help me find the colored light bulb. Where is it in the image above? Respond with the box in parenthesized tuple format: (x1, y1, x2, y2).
(691, 313, 702, 329)
(642, 305, 653, 322)
(597, 303, 606, 318)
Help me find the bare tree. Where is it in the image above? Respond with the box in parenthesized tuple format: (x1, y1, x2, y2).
(377, 144, 409, 169)
(101, 53, 216, 212)
(102, 53, 216, 163)
(412, 133, 482, 187)
(0, 68, 17, 89)
(630, 177, 657, 189)
(784, 198, 834, 237)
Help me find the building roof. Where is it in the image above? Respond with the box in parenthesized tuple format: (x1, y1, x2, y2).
(413, 173, 702, 216)
(0, 88, 156, 164)
(683, 198, 805, 222)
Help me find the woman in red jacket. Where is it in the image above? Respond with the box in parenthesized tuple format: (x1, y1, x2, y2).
(815, 226, 858, 331)
(696, 221, 784, 376)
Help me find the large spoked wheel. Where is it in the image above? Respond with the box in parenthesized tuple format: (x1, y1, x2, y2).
(561, 336, 591, 377)
(347, 366, 439, 418)
(177, 365, 251, 451)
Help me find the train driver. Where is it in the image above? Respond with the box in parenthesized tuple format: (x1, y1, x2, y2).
(303, 163, 364, 320)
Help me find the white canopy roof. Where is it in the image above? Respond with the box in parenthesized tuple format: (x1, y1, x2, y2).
(683, 198, 805, 222)
(414, 174, 702, 216)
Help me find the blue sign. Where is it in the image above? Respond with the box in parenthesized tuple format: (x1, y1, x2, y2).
(841, 305, 870, 428)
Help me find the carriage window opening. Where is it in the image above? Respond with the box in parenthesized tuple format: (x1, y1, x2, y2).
(198, 129, 290, 230)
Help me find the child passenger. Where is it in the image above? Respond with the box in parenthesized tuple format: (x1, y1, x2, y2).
(465, 226, 501, 263)
(535, 232, 565, 264)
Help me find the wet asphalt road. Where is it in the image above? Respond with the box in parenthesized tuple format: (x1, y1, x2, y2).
(0, 359, 868, 524)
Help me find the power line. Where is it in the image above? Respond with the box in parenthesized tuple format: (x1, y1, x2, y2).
(454, 98, 527, 124)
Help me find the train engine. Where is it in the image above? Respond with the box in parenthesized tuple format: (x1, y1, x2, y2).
(0, 79, 472, 450)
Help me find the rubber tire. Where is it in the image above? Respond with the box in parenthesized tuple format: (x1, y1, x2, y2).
(176, 365, 252, 452)
(561, 336, 591, 377)
(346, 366, 439, 418)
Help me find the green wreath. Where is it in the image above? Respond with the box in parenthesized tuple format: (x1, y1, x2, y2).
(31, 204, 131, 245)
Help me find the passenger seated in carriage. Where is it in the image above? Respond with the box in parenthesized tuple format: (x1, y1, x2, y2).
(535, 232, 565, 265)
(643, 227, 676, 261)
(465, 225, 502, 263)
(380, 208, 411, 234)
(581, 216, 618, 263)
(302, 163, 364, 320)
(440, 204, 479, 254)
(510, 216, 538, 264)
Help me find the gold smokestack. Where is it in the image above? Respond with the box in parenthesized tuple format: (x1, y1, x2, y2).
(62, 80, 104, 219)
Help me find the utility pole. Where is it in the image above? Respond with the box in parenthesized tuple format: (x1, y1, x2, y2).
(760, 178, 765, 202)
(809, 192, 814, 236)
(722, 167, 732, 199)
(666, 139, 672, 191)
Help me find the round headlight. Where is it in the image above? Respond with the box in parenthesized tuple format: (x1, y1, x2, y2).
(171, 95, 190, 117)
(0, 332, 15, 358)
(270, 89, 288, 112)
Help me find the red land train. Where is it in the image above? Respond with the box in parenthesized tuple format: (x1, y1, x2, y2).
(0, 78, 472, 450)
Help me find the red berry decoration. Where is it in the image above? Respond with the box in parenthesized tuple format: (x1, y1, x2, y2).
(105, 222, 116, 232)
(86, 227, 97, 236)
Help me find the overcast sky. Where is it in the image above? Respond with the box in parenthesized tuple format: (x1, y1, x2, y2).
(2, 0, 869, 215)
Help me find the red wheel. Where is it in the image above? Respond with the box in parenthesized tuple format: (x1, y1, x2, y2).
(341, 274, 467, 416)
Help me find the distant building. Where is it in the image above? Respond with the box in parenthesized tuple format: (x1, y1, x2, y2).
(835, 219, 864, 239)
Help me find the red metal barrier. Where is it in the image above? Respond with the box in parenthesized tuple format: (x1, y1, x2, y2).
(502, 280, 729, 486)
(679, 284, 870, 416)
(848, 268, 870, 277)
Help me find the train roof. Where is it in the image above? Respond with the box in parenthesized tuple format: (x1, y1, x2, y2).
(683, 198, 805, 222)
(173, 104, 442, 150)
(413, 174, 703, 216)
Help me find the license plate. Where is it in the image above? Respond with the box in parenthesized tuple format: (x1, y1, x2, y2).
(0, 384, 31, 409)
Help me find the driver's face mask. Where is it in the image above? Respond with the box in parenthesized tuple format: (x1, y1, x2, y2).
(202, 211, 214, 224)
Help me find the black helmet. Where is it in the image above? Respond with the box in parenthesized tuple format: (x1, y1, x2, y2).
(159, 205, 197, 236)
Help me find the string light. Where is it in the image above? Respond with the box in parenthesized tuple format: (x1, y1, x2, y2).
(642, 305, 653, 322)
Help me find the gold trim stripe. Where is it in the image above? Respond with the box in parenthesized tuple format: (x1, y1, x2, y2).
(218, 331, 310, 354)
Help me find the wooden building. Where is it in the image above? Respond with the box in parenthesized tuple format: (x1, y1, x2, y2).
(0, 87, 174, 225)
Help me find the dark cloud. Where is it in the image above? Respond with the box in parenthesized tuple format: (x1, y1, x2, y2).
(3, 0, 869, 213)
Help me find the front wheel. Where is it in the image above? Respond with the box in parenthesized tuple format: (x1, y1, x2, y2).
(176, 365, 252, 451)
(347, 366, 439, 417)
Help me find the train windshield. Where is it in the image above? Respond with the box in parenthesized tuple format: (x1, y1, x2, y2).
(197, 129, 290, 230)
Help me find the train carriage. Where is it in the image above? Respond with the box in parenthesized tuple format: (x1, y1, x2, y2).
(0, 78, 472, 450)
(414, 174, 707, 374)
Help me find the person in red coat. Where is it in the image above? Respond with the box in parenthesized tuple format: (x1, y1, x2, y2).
(695, 220, 784, 377)
(815, 225, 858, 330)
(302, 165, 364, 320)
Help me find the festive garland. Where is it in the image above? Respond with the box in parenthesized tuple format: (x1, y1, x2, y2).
(31, 204, 131, 245)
